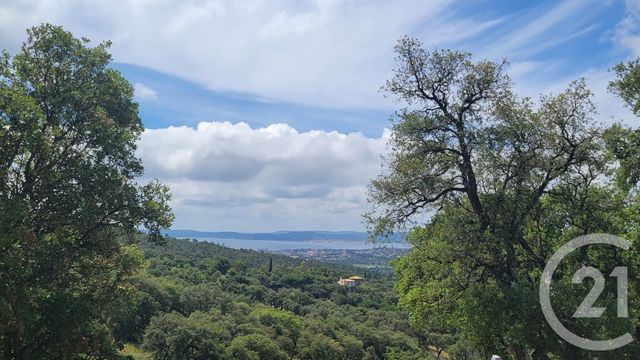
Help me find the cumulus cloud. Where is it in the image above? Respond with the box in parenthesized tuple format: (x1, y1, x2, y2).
(134, 83, 157, 99)
(138, 121, 389, 231)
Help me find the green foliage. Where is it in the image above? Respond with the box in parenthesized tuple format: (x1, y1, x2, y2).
(297, 332, 345, 360)
(0, 24, 173, 358)
(604, 124, 640, 191)
(226, 334, 288, 360)
(368, 36, 640, 359)
(609, 58, 640, 116)
(341, 335, 366, 360)
(143, 312, 227, 360)
(606, 57, 640, 189)
(121, 343, 153, 360)
(113, 237, 430, 359)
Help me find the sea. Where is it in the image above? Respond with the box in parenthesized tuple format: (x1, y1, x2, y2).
(191, 237, 399, 251)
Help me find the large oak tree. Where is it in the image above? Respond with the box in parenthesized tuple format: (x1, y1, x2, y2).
(367, 37, 640, 359)
(0, 24, 173, 359)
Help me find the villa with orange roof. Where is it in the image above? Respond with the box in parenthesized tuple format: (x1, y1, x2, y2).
(338, 275, 364, 287)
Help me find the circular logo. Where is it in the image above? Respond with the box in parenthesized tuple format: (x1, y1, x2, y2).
(539, 233, 633, 351)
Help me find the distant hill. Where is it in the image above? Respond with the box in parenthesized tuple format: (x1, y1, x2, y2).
(163, 229, 370, 241)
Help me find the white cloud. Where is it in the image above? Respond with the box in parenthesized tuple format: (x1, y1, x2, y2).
(134, 83, 157, 99)
(3, 0, 638, 232)
(612, 0, 640, 55)
(505, 0, 639, 128)
(483, 0, 592, 58)
(138, 121, 389, 231)
(0, 0, 499, 109)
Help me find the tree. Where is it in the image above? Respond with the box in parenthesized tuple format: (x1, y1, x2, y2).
(0, 24, 173, 358)
(607, 58, 640, 190)
(112, 287, 162, 344)
(143, 312, 226, 360)
(609, 58, 640, 116)
(225, 334, 288, 360)
(298, 333, 344, 360)
(341, 335, 365, 360)
(367, 37, 640, 358)
(251, 306, 302, 343)
(214, 257, 231, 274)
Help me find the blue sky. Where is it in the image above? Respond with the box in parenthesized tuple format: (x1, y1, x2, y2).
(1, 0, 639, 231)
(107, 0, 636, 136)
(115, 63, 390, 137)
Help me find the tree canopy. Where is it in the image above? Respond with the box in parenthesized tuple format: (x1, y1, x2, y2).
(610, 58, 640, 116)
(367, 37, 640, 359)
(113, 237, 443, 360)
(0, 24, 173, 359)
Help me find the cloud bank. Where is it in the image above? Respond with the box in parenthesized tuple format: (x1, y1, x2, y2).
(0, 0, 634, 116)
(138, 122, 389, 231)
(0, 0, 501, 109)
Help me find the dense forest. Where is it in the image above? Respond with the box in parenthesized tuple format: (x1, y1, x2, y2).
(114, 236, 456, 359)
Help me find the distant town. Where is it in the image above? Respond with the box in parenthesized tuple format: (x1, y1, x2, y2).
(271, 247, 410, 270)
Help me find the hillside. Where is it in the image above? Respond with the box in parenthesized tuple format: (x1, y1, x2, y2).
(115, 237, 434, 359)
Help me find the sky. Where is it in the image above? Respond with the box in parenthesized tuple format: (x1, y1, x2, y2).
(1, 0, 640, 232)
